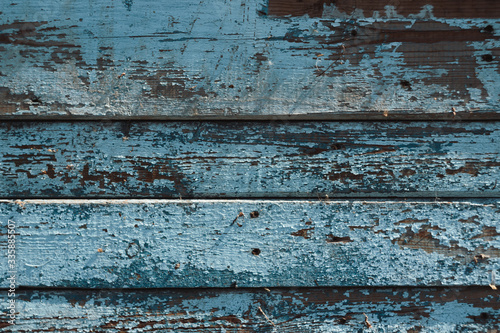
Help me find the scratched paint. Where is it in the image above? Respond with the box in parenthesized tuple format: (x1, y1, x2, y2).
(0, 0, 499, 119)
(0, 287, 498, 332)
(0, 199, 498, 288)
(1, 121, 499, 198)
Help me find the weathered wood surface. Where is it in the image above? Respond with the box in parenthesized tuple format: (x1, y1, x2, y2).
(1, 200, 498, 288)
(1, 0, 499, 119)
(1, 121, 499, 198)
(0, 287, 498, 332)
(268, 0, 500, 18)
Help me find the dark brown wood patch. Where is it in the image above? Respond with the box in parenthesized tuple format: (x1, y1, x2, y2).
(268, 0, 500, 18)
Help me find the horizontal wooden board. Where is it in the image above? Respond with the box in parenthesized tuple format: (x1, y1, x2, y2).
(1, 121, 500, 198)
(268, 0, 500, 18)
(0, 0, 499, 119)
(0, 200, 498, 288)
(0, 287, 498, 332)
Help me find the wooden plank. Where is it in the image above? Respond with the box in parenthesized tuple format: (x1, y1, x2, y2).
(1, 199, 498, 288)
(0, 287, 498, 331)
(268, 0, 500, 18)
(1, 121, 499, 198)
(0, 0, 499, 119)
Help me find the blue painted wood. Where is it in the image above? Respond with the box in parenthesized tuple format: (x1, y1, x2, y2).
(1, 287, 498, 332)
(1, 121, 499, 198)
(0, 0, 499, 119)
(1, 1, 499, 328)
(1, 199, 498, 288)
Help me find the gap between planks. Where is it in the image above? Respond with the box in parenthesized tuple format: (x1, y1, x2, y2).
(2, 113, 500, 121)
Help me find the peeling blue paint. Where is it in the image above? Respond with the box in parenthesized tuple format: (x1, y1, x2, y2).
(1, 200, 498, 288)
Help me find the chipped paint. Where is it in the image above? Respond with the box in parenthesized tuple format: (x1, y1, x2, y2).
(0, 287, 498, 331)
(0, 199, 498, 288)
(0, 0, 499, 119)
(1, 121, 499, 198)
(0, 1, 499, 329)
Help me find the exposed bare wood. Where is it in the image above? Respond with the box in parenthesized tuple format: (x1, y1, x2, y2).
(268, 0, 500, 18)
(1, 121, 499, 198)
(0, 287, 498, 332)
(0, 0, 498, 119)
(0, 199, 498, 288)
(1, 1, 498, 328)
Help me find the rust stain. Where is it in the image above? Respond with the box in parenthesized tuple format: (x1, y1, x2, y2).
(291, 227, 315, 239)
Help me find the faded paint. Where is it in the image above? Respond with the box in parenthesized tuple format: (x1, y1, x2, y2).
(0, 287, 498, 331)
(0, 1, 499, 329)
(0, 200, 498, 288)
(0, 0, 499, 119)
(1, 121, 499, 198)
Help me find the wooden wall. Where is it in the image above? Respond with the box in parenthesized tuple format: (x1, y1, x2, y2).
(1, 0, 499, 331)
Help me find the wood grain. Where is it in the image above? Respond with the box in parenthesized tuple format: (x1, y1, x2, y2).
(1, 121, 499, 198)
(0, 287, 498, 332)
(0, 0, 498, 119)
(1, 199, 498, 288)
(268, 0, 500, 18)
